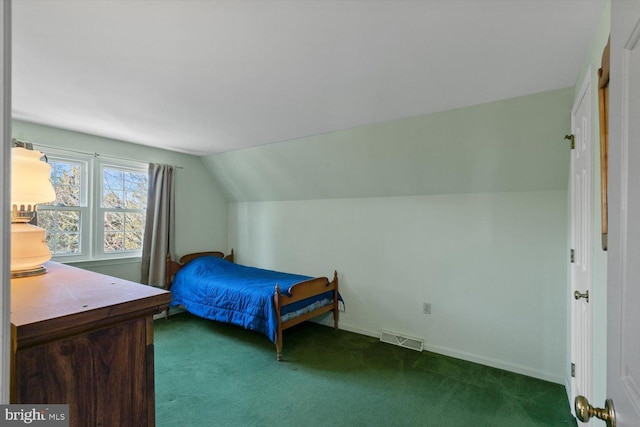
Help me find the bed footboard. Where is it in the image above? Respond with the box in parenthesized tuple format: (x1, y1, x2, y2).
(273, 271, 339, 361)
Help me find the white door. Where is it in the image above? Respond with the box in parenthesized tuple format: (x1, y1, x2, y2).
(570, 72, 593, 425)
(606, 1, 640, 426)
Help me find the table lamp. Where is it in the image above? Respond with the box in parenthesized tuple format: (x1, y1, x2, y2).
(10, 146, 56, 278)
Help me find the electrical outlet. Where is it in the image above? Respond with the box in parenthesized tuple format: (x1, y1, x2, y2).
(423, 302, 431, 314)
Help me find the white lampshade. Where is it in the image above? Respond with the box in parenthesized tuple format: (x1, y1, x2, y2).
(11, 147, 56, 208)
(10, 146, 56, 278)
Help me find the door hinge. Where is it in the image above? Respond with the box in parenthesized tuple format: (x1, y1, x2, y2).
(571, 249, 575, 263)
(565, 134, 575, 149)
(571, 363, 576, 378)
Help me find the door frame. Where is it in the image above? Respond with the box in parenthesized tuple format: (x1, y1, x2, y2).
(569, 68, 594, 422)
(606, 1, 640, 425)
(0, 0, 11, 404)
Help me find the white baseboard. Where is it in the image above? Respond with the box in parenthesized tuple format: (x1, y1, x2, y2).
(423, 343, 565, 385)
(328, 321, 565, 385)
(337, 322, 381, 339)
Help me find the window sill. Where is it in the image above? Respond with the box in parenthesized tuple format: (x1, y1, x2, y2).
(63, 257, 142, 269)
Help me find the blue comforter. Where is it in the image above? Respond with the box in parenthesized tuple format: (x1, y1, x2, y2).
(170, 256, 332, 343)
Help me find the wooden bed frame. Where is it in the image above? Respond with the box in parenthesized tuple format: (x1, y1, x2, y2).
(165, 250, 339, 360)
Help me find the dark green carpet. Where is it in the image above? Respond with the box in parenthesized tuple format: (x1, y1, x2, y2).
(154, 313, 576, 427)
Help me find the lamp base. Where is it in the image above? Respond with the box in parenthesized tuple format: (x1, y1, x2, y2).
(11, 265, 47, 279)
(10, 222, 52, 276)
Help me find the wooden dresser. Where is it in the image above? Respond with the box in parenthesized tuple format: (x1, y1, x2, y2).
(10, 262, 172, 427)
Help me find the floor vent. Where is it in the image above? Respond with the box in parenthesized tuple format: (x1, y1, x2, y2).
(380, 330, 424, 352)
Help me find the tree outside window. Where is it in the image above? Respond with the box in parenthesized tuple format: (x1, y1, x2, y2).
(38, 159, 85, 256)
(37, 151, 148, 261)
(101, 166, 148, 253)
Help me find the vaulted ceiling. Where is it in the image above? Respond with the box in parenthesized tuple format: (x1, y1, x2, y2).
(12, 0, 606, 156)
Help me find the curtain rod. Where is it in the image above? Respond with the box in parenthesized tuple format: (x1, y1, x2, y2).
(11, 138, 184, 169)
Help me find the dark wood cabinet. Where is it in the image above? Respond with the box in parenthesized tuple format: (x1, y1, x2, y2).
(10, 262, 171, 427)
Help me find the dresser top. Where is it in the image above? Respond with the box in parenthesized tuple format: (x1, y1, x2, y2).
(11, 262, 171, 336)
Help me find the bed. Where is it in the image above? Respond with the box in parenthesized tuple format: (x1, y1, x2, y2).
(165, 250, 340, 360)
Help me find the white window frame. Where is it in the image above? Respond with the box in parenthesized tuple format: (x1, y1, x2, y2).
(37, 149, 92, 263)
(35, 146, 148, 262)
(94, 158, 148, 260)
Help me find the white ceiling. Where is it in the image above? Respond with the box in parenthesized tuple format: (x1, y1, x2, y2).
(12, 0, 606, 156)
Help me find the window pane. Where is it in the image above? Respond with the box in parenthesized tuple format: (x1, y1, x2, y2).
(103, 169, 123, 208)
(49, 160, 82, 207)
(125, 213, 145, 251)
(105, 212, 124, 231)
(103, 168, 147, 210)
(57, 211, 80, 232)
(55, 233, 79, 254)
(103, 212, 145, 252)
(104, 231, 124, 252)
(55, 186, 80, 207)
(103, 190, 123, 208)
(124, 171, 146, 191)
(51, 162, 70, 186)
(125, 233, 142, 251)
(124, 212, 144, 231)
(52, 163, 81, 187)
(125, 190, 146, 209)
(37, 210, 54, 230)
(38, 209, 81, 255)
(67, 165, 81, 186)
(40, 209, 81, 256)
(103, 169, 122, 189)
(124, 171, 147, 209)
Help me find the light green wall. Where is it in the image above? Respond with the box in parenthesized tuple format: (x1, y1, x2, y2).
(571, 0, 610, 407)
(203, 88, 573, 202)
(11, 119, 229, 282)
(230, 191, 568, 382)
(214, 89, 574, 383)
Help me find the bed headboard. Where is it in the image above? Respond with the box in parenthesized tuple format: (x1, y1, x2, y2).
(179, 250, 234, 265)
(165, 249, 235, 289)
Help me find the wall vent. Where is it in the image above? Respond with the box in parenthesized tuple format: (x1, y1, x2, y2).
(380, 330, 424, 352)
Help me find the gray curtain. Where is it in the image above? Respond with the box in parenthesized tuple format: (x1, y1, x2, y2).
(141, 163, 175, 288)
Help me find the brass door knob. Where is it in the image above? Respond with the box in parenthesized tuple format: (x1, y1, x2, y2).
(575, 395, 616, 427)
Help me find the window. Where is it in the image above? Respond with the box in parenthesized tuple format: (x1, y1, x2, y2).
(98, 164, 148, 256)
(38, 156, 88, 258)
(37, 149, 148, 261)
